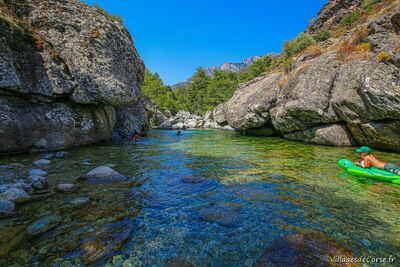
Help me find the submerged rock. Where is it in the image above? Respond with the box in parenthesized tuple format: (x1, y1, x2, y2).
(0, 200, 16, 218)
(28, 176, 48, 190)
(34, 159, 51, 166)
(256, 232, 355, 267)
(167, 257, 194, 267)
(70, 197, 91, 206)
(0, 188, 31, 204)
(54, 151, 69, 159)
(26, 215, 62, 236)
(56, 184, 77, 193)
(80, 166, 127, 184)
(81, 222, 131, 264)
(199, 202, 242, 228)
(29, 169, 48, 177)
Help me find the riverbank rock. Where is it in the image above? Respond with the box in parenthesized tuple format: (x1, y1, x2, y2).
(0, 0, 147, 155)
(26, 215, 62, 236)
(0, 200, 16, 218)
(256, 233, 355, 267)
(54, 151, 69, 159)
(81, 166, 127, 184)
(219, 2, 400, 151)
(284, 124, 355, 146)
(0, 188, 31, 204)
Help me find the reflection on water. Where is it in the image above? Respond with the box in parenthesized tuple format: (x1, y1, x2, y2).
(0, 129, 399, 266)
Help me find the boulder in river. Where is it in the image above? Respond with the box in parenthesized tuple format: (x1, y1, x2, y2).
(80, 166, 128, 184)
(0, 200, 16, 218)
(0, 188, 31, 204)
(26, 215, 62, 236)
(69, 197, 91, 206)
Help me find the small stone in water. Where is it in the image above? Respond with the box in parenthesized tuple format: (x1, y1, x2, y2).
(56, 184, 77, 193)
(29, 169, 47, 176)
(81, 166, 127, 184)
(54, 151, 69, 159)
(34, 159, 51, 166)
(10, 182, 32, 193)
(28, 176, 48, 190)
(362, 239, 372, 247)
(0, 188, 31, 204)
(70, 197, 90, 206)
(26, 215, 62, 236)
(0, 165, 13, 170)
(43, 153, 54, 160)
(0, 200, 16, 218)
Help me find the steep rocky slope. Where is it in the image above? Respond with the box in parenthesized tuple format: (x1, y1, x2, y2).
(0, 0, 148, 154)
(216, 0, 400, 151)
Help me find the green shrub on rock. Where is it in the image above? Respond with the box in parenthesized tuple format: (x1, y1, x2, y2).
(283, 33, 316, 58)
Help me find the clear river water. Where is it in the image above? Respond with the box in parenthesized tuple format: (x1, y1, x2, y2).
(0, 129, 399, 266)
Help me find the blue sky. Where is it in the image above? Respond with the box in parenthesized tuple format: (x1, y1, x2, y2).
(85, 0, 326, 85)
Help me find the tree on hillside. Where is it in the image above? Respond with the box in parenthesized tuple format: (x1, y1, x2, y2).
(188, 67, 210, 115)
(141, 69, 177, 113)
(205, 70, 238, 110)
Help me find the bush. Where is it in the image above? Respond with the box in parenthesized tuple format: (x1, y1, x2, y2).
(355, 42, 371, 53)
(336, 40, 355, 61)
(282, 58, 294, 74)
(283, 33, 316, 58)
(340, 10, 361, 26)
(93, 3, 123, 23)
(312, 30, 331, 42)
(377, 51, 392, 62)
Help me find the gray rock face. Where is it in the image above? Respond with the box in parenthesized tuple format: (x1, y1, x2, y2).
(284, 124, 355, 147)
(213, 104, 228, 125)
(221, 7, 400, 150)
(81, 166, 127, 184)
(0, 0, 147, 155)
(157, 110, 204, 129)
(225, 73, 282, 130)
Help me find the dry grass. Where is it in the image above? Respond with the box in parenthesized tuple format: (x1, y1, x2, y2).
(336, 26, 372, 61)
(304, 45, 323, 59)
(31, 30, 46, 51)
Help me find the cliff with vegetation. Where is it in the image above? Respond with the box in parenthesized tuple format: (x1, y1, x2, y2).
(0, 0, 148, 155)
(214, 0, 400, 151)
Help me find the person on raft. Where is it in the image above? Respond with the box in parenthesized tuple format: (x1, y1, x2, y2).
(355, 146, 400, 175)
(130, 131, 140, 142)
(177, 130, 182, 136)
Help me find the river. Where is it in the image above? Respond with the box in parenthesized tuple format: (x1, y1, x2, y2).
(0, 129, 399, 266)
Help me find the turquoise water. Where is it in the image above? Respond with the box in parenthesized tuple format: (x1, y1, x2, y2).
(0, 129, 399, 266)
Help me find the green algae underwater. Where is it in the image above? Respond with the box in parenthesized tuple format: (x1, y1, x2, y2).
(0, 129, 399, 266)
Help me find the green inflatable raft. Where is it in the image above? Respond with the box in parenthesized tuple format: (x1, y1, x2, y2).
(338, 159, 400, 184)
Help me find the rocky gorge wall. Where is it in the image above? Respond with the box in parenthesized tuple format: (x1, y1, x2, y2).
(0, 0, 148, 155)
(214, 0, 400, 151)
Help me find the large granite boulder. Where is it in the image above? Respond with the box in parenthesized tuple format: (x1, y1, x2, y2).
(0, 0, 147, 155)
(0, 97, 115, 154)
(225, 73, 282, 130)
(270, 54, 340, 133)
